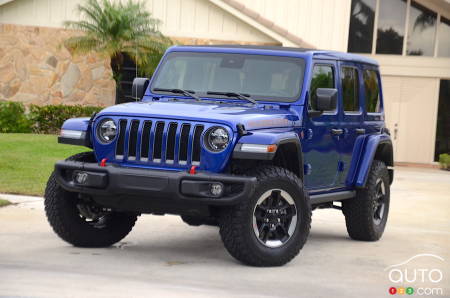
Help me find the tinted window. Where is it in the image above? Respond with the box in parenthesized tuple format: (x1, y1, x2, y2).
(341, 67, 360, 112)
(407, 1, 437, 56)
(363, 70, 381, 113)
(376, 0, 407, 54)
(309, 65, 335, 111)
(348, 0, 376, 53)
(151, 52, 305, 102)
(438, 17, 450, 58)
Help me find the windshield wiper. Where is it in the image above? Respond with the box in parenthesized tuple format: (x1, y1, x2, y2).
(206, 91, 257, 105)
(153, 88, 201, 101)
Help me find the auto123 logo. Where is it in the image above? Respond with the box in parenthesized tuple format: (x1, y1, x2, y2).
(385, 254, 446, 296)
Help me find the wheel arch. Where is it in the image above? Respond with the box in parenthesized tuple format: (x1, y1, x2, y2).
(354, 134, 394, 187)
(231, 130, 304, 180)
(273, 139, 304, 180)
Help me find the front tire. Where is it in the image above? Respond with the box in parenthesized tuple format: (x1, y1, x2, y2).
(343, 160, 390, 241)
(44, 152, 137, 247)
(219, 166, 311, 266)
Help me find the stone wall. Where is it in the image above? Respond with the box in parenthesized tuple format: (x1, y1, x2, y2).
(0, 23, 279, 107)
(0, 24, 115, 106)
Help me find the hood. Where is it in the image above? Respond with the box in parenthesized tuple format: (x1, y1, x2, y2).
(98, 101, 303, 131)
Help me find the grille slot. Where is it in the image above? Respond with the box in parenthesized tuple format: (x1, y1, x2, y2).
(192, 125, 204, 165)
(116, 119, 128, 158)
(110, 118, 207, 166)
(140, 121, 152, 161)
(128, 120, 140, 160)
(166, 123, 178, 163)
(153, 122, 165, 162)
(179, 124, 191, 165)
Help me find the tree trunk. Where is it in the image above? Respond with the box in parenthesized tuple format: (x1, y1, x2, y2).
(111, 53, 124, 104)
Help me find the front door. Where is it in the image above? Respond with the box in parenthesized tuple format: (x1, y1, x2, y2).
(303, 61, 341, 190)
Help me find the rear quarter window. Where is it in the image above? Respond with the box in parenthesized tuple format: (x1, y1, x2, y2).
(363, 69, 381, 113)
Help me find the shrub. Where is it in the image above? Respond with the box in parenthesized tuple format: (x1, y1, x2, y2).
(0, 101, 32, 133)
(0, 101, 103, 134)
(29, 104, 103, 134)
(438, 153, 450, 170)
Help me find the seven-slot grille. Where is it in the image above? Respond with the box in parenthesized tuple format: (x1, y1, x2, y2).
(115, 119, 204, 166)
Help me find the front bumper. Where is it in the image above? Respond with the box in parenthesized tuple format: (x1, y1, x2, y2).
(54, 161, 256, 211)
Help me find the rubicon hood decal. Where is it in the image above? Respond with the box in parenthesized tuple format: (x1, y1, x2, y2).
(98, 101, 302, 131)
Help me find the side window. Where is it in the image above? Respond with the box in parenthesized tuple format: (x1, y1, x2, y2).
(309, 65, 335, 111)
(363, 69, 381, 113)
(341, 67, 360, 112)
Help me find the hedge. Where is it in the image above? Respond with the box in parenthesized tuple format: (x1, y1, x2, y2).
(0, 101, 103, 134)
(0, 101, 32, 133)
(439, 153, 450, 170)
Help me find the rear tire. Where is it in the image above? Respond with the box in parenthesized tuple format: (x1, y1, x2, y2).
(343, 160, 390, 241)
(44, 152, 138, 247)
(219, 166, 311, 266)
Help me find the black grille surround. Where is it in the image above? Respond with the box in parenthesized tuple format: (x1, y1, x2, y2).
(94, 117, 232, 170)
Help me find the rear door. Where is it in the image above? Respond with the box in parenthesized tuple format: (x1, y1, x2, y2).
(337, 62, 364, 186)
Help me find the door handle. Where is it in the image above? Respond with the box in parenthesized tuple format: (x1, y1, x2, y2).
(331, 128, 344, 135)
(355, 128, 366, 134)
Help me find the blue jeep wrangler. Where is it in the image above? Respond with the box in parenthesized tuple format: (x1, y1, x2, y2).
(45, 45, 394, 266)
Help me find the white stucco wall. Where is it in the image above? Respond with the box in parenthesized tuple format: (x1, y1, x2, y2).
(239, 0, 352, 51)
(0, 0, 275, 43)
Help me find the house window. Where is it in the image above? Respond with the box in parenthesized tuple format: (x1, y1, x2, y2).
(309, 65, 335, 112)
(406, 1, 437, 56)
(434, 80, 450, 161)
(341, 67, 360, 112)
(116, 53, 138, 104)
(376, 0, 407, 54)
(348, 0, 444, 57)
(363, 70, 381, 113)
(347, 0, 376, 53)
(438, 17, 450, 58)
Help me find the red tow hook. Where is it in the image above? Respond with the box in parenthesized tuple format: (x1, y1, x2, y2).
(100, 158, 108, 167)
(189, 165, 197, 175)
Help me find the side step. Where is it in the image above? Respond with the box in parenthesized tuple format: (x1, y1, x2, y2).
(309, 190, 355, 205)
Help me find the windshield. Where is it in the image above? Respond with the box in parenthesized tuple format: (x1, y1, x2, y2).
(151, 52, 305, 102)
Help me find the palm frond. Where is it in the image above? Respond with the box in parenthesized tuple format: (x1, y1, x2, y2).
(63, 0, 170, 81)
(64, 35, 100, 54)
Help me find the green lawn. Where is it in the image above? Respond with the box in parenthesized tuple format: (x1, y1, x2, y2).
(0, 198, 12, 207)
(0, 134, 86, 196)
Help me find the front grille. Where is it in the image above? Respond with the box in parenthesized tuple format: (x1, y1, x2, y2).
(115, 118, 205, 166)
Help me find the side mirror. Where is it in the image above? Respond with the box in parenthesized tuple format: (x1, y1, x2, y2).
(131, 77, 150, 100)
(315, 88, 338, 111)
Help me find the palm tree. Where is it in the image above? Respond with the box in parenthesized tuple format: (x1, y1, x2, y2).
(64, 0, 171, 102)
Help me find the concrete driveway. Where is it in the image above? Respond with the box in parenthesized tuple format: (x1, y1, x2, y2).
(0, 166, 449, 298)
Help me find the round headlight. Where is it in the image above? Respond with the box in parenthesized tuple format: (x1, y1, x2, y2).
(205, 127, 230, 152)
(97, 119, 117, 143)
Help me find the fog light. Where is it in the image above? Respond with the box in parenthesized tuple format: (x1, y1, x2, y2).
(74, 171, 89, 184)
(210, 182, 224, 197)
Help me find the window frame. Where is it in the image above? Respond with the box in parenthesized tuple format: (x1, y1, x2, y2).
(340, 65, 362, 115)
(347, 0, 447, 58)
(308, 63, 338, 115)
(149, 51, 306, 103)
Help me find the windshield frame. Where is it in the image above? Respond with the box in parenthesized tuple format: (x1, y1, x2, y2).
(149, 51, 307, 103)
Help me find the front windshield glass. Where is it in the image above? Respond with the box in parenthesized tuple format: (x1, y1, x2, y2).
(151, 52, 305, 102)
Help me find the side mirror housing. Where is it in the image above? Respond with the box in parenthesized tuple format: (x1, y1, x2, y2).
(309, 88, 338, 118)
(316, 88, 338, 111)
(131, 77, 150, 100)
